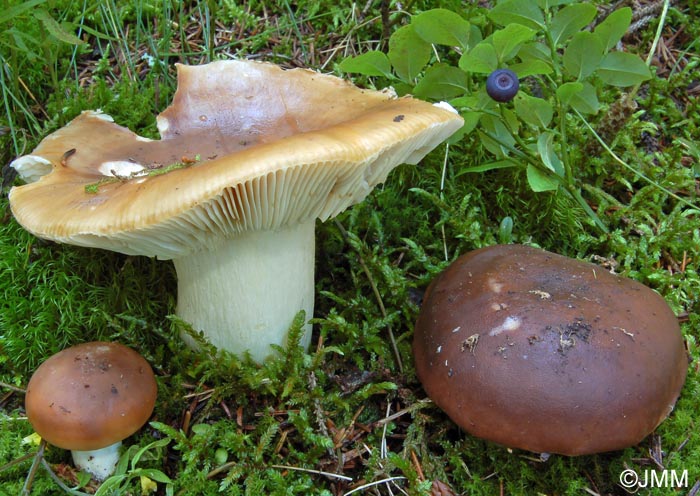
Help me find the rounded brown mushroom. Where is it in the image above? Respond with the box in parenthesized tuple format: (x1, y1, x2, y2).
(9, 59, 464, 362)
(413, 244, 687, 455)
(25, 341, 157, 479)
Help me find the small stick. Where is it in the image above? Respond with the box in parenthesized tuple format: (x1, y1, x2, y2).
(0, 381, 26, 393)
(20, 439, 46, 495)
(344, 476, 407, 495)
(269, 464, 352, 481)
(410, 449, 424, 481)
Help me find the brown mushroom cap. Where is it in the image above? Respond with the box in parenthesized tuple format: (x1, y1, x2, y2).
(413, 244, 687, 455)
(9, 60, 463, 259)
(25, 342, 157, 451)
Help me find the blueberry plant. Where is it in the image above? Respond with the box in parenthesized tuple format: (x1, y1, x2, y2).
(339, 0, 653, 232)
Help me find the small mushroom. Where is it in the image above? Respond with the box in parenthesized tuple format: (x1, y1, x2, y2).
(413, 244, 688, 455)
(25, 342, 157, 480)
(9, 60, 463, 362)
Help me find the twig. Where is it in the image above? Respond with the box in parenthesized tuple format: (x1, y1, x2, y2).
(0, 452, 35, 474)
(40, 459, 91, 495)
(344, 476, 407, 495)
(439, 143, 450, 262)
(0, 381, 26, 394)
(21, 439, 46, 496)
(371, 398, 432, 427)
(269, 464, 353, 481)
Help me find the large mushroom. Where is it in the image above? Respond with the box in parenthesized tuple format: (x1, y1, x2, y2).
(413, 244, 688, 455)
(9, 60, 463, 362)
(25, 342, 157, 480)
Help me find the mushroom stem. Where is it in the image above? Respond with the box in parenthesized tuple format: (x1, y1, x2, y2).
(174, 220, 316, 362)
(71, 441, 121, 481)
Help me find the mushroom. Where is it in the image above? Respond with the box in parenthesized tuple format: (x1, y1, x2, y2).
(413, 244, 688, 455)
(9, 60, 463, 362)
(24, 341, 157, 480)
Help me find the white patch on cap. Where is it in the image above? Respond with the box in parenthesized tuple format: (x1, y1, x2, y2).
(99, 161, 147, 177)
(488, 277, 503, 293)
(488, 316, 521, 336)
(10, 155, 52, 183)
(433, 101, 459, 114)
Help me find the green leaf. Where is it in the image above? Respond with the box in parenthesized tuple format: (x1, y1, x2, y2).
(458, 111, 482, 135)
(550, 3, 597, 46)
(569, 82, 600, 114)
(558, 81, 600, 114)
(493, 24, 537, 63)
(539, 0, 578, 7)
(94, 475, 128, 496)
(33, 9, 85, 45)
(563, 31, 604, 80)
(338, 51, 393, 78)
(0, 0, 47, 25)
(489, 0, 545, 31)
(456, 159, 519, 174)
(514, 93, 553, 128)
(131, 438, 171, 469)
(556, 81, 583, 106)
(413, 64, 469, 99)
(136, 468, 173, 483)
(527, 164, 559, 191)
(509, 59, 553, 77)
(480, 114, 515, 158)
(412, 9, 470, 49)
(518, 41, 552, 63)
(388, 24, 431, 82)
(537, 132, 564, 175)
(596, 51, 651, 86)
(459, 41, 498, 73)
(499, 216, 514, 243)
(593, 7, 632, 52)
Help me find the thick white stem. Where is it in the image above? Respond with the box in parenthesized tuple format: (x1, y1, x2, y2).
(71, 442, 121, 481)
(174, 221, 316, 362)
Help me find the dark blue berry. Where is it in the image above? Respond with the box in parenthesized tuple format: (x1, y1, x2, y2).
(486, 69, 519, 102)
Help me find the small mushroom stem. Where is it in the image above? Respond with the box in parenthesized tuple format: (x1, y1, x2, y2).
(71, 441, 121, 481)
(173, 220, 316, 362)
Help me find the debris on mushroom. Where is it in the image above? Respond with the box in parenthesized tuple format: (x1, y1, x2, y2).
(24, 342, 157, 480)
(9, 59, 464, 363)
(413, 244, 688, 456)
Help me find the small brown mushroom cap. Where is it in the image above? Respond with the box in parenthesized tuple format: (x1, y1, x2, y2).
(413, 244, 687, 455)
(9, 60, 463, 259)
(25, 342, 157, 451)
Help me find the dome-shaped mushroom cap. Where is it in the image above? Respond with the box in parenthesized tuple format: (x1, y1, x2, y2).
(9, 60, 463, 260)
(413, 244, 688, 456)
(25, 342, 157, 451)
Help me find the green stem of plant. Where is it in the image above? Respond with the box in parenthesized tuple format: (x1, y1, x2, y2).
(575, 108, 698, 211)
(481, 128, 538, 169)
(629, 0, 670, 100)
(565, 184, 609, 233)
(558, 104, 573, 188)
(482, 128, 609, 233)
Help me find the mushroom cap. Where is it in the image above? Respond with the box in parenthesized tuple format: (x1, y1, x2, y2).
(9, 60, 463, 259)
(25, 342, 157, 451)
(413, 244, 687, 456)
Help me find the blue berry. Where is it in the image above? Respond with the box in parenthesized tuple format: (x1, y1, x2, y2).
(486, 69, 519, 102)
